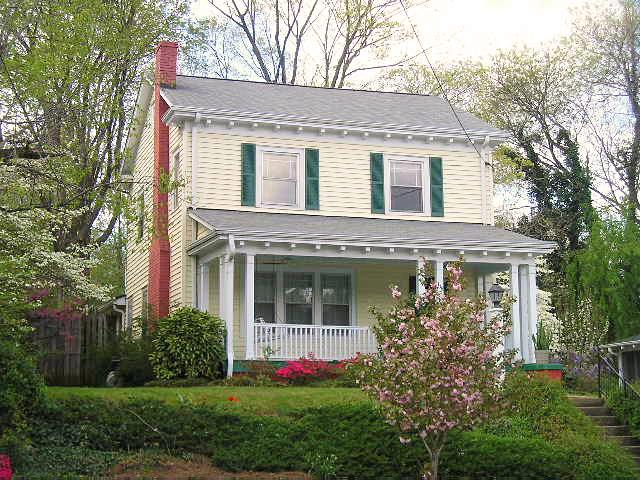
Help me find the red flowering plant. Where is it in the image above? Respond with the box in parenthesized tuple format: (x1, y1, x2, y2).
(275, 354, 345, 385)
(350, 260, 512, 480)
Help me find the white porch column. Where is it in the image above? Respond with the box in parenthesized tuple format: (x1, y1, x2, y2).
(618, 351, 625, 384)
(245, 254, 255, 360)
(220, 255, 235, 377)
(416, 257, 427, 295)
(526, 264, 538, 364)
(435, 260, 444, 288)
(197, 260, 209, 312)
(518, 265, 533, 364)
(510, 263, 522, 361)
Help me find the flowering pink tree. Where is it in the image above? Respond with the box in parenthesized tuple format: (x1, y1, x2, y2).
(351, 261, 511, 480)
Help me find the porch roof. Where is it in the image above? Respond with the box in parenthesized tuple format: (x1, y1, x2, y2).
(188, 208, 555, 254)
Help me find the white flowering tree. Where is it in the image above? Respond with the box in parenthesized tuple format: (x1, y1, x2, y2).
(352, 261, 511, 480)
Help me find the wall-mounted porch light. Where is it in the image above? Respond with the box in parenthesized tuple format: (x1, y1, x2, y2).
(488, 283, 505, 308)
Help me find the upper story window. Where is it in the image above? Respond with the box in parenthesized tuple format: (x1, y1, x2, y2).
(386, 156, 429, 214)
(256, 147, 304, 208)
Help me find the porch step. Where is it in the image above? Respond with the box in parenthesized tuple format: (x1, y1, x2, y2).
(611, 435, 638, 446)
(569, 395, 640, 467)
(603, 424, 633, 436)
(579, 406, 610, 416)
(567, 395, 604, 407)
(591, 415, 622, 426)
(624, 445, 640, 456)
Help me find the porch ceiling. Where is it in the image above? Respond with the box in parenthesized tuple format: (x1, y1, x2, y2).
(188, 208, 555, 258)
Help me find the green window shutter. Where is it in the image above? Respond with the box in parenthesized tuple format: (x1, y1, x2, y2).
(430, 157, 444, 217)
(305, 148, 320, 210)
(241, 143, 256, 206)
(370, 153, 385, 213)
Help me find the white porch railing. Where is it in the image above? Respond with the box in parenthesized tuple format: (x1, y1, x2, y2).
(253, 323, 377, 360)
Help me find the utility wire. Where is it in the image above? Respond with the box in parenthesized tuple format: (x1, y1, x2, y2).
(398, 0, 488, 164)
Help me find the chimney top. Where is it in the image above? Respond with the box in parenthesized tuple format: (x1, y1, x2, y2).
(155, 42, 179, 88)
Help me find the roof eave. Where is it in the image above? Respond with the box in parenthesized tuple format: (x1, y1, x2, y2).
(162, 105, 510, 144)
(187, 211, 556, 256)
(122, 76, 154, 175)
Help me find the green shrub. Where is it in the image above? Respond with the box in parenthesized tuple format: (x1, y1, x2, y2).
(607, 388, 640, 438)
(15, 446, 122, 479)
(501, 371, 599, 440)
(117, 333, 154, 386)
(84, 318, 154, 387)
(29, 396, 638, 480)
(0, 318, 45, 463)
(150, 307, 225, 380)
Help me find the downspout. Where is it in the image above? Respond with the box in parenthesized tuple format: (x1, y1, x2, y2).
(191, 113, 200, 208)
(188, 114, 200, 308)
(113, 303, 127, 333)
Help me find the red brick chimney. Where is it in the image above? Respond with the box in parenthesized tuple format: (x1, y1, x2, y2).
(148, 41, 178, 323)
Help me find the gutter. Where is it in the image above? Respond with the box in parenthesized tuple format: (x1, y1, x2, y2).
(191, 113, 201, 207)
(161, 106, 511, 144)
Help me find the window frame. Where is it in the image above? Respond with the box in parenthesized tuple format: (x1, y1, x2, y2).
(384, 154, 431, 216)
(255, 265, 356, 326)
(255, 145, 305, 209)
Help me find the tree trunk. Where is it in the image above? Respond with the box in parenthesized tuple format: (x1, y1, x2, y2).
(423, 450, 439, 480)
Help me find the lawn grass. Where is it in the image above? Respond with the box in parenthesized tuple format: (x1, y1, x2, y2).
(46, 386, 369, 416)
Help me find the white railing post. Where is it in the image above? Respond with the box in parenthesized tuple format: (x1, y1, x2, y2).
(244, 254, 255, 360)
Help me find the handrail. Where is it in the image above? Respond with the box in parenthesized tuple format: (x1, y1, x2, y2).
(598, 352, 640, 402)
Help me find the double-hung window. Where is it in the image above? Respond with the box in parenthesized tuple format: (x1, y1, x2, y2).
(257, 147, 304, 208)
(284, 272, 314, 324)
(255, 269, 353, 326)
(321, 273, 351, 326)
(386, 156, 429, 214)
(255, 272, 276, 323)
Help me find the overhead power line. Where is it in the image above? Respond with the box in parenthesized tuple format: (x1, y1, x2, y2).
(397, 0, 486, 163)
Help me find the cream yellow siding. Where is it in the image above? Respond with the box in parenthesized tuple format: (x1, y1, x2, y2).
(168, 124, 192, 311)
(194, 130, 487, 223)
(207, 259, 247, 359)
(125, 100, 154, 319)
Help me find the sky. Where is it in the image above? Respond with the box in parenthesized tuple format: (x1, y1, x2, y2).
(191, 0, 596, 65)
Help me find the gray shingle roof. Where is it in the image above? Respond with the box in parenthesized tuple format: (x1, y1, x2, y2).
(190, 208, 554, 252)
(161, 76, 505, 138)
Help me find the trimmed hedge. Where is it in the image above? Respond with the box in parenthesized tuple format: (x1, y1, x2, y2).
(16, 446, 122, 480)
(26, 396, 638, 480)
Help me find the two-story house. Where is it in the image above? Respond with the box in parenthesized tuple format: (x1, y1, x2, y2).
(124, 42, 554, 376)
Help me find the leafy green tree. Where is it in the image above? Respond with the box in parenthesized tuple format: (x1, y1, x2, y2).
(568, 215, 640, 341)
(0, 0, 187, 250)
(191, 0, 408, 87)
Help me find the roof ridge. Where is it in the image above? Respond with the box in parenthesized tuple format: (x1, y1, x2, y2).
(175, 74, 442, 100)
